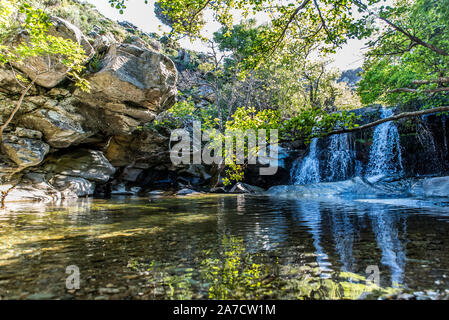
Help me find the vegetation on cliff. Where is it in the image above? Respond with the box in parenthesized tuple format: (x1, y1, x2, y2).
(0, 0, 90, 143)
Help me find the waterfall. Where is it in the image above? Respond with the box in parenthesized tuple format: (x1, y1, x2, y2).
(366, 108, 403, 179)
(291, 138, 321, 185)
(418, 115, 444, 173)
(442, 117, 448, 155)
(326, 133, 353, 182)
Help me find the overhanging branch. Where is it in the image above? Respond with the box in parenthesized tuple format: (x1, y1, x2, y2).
(324, 106, 449, 137)
(389, 87, 449, 93)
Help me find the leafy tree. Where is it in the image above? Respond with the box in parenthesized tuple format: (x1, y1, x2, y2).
(256, 41, 361, 116)
(0, 0, 90, 142)
(108, 0, 390, 70)
(111, 0, 449, 107)
(109, 0, 449, 185)
(357, 0, 449, 107)
(153, 0, 206, 35)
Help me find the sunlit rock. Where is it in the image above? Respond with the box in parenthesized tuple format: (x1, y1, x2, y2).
(75, 41, 177, 113)
(1, 134, 49, 168)
(229, 182, 265, 194)
(50, 174, 95, 198)
(19, 100, 94, 148)
(2, 173, 61, 202)
(10, 17, 94, 88)
(177, 188, 201, 195)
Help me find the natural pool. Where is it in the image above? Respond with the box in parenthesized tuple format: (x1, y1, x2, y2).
(1, 193, 449, 300)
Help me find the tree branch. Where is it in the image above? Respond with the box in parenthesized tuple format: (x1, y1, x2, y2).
(324, 106, 449, 137)
(266, 0, 311, 61)
(353, 0, 448, 56)
(313, 0, 337, 46)
(412, 78, 449, 85)
(389, 87, 449, 93)
(187, 0, 211, 35)
(0, 78, 36, 143)
(376, 15, 448, 56)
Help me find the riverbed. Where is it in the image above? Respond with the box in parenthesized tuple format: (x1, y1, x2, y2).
(1, 193, 449, 300)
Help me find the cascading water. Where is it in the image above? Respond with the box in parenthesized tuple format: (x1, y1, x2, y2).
(418, 115, 444, 174)
(291, 133, 355, 185)
(290, 107, 404, 185)
(442, 116, 448, 155)
(326, 133, 353, 182)
(366, 108, 403, 179)
(291, 138, 321, 185)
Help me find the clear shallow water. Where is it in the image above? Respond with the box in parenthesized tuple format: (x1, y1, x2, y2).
(1, 194, 449, 299)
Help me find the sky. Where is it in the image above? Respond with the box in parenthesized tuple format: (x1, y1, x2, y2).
(85, 0, 368, 70)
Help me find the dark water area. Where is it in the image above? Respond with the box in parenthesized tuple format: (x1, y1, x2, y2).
(1, 194, 449, 299)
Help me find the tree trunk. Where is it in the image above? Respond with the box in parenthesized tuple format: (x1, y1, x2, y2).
(324, 106, 449, 137)
(0, 78, 36, 143)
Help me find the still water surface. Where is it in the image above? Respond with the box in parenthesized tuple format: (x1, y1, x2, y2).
(1, 194, 449, 299)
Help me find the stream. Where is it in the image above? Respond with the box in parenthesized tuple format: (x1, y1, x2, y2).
(1, 192, 449, 300)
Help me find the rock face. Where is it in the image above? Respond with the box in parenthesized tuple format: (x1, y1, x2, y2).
(11, 17, 94, 88)
(75, 41, 177, 113)
(0, 10, 179, 203)
(1, 174, 62, 203)
(1, 149, 116, 203)
(19, 100, 93, 148)
(410, 176, 449, 197)
(50, 175, 95, 198)
(2, 133, 49, 168)
(43, 149, 116, 183)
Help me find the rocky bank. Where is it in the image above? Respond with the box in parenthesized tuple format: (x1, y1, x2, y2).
(0, 8, 180, 203)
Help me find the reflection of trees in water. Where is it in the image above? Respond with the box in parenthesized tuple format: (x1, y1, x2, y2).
(292, 200, 332, 273)
(368, 206, 407, 286)
(216, 196, 408, 286)
(328, 207, 358, 272)
(216, 196, 289, 252)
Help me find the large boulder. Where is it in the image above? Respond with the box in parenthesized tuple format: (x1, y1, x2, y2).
(43, 148, 116, 182)
(19, 98, 94, 148)
(75, 41, 177, 113)
(10, 17, 94, 88)
(50, 174, 95, 198)
(410, 176, 449, 197)
(1, 132, 49, 168)
(105, 130, 170, 167)
(1, 173, 62, 203)
(0, 68, 39, 95)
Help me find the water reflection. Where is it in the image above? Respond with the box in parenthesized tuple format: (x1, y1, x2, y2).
(368, 206, 407, 285)
(268, 197, 409, 286)
(0, 195, 448, 299)
(328, 207, 357, 272)
(292, 200, 332, 275)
